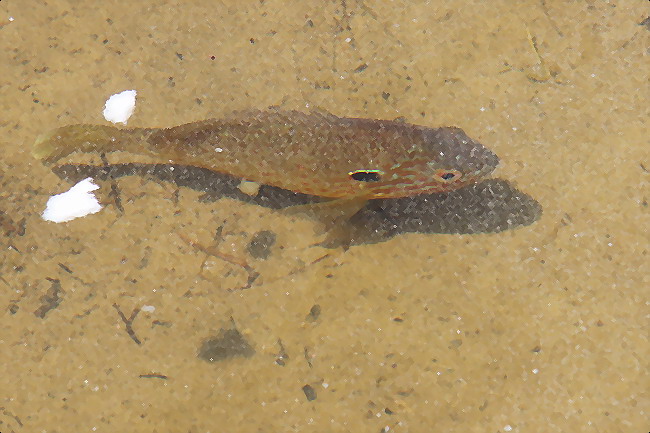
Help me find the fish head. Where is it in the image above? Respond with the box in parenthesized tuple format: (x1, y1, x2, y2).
(420, 126, 500, 184)
(351, 127, 499, 199)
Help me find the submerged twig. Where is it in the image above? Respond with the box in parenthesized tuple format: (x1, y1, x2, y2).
(113, 303, 141, 345)
(177, 232, 260, 291)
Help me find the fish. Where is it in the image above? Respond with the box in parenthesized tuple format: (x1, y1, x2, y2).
(33, 109, 499, 202)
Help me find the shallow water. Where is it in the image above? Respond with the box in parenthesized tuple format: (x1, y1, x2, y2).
(0, 1, 647, 432)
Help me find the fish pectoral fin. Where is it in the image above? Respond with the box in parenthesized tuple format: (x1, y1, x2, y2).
(281, 196, 368, 227)
(280, 196, 369, 249)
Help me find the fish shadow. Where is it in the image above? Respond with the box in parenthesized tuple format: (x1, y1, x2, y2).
(52, 163, 542, 245)
(348, 179, 542, 245)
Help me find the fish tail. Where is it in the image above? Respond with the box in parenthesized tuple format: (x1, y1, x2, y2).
(32, 124, 136, 164)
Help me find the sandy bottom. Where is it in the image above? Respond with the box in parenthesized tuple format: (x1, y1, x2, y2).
(0, 1, 647, 432)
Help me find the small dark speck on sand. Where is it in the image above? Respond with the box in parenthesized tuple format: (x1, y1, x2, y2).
(354, 63, 368, 73)
(449, 339, 463, 349)
(302, 384, 317, 401)
(639, 16, 650, 30)
(198, 328, 255, 362)
(306, 304, 321, 322)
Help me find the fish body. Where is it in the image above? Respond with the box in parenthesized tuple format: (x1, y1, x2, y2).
(33, 109, 499, 199)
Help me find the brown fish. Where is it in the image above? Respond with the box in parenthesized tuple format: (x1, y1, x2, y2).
(33, 109, 499, 200)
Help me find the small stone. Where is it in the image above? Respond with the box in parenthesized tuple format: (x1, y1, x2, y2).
(302, 384, 317, 401)
(306, 304, 321, 322)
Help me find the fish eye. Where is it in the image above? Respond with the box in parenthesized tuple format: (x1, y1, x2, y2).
(349, 170, 383, 182)
(436, 170, 461, 181)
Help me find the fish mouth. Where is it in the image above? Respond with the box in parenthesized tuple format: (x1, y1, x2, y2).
(484, 148, 500, 171)
(470, 148, 500, 179)
(468, 165, 498, 183)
